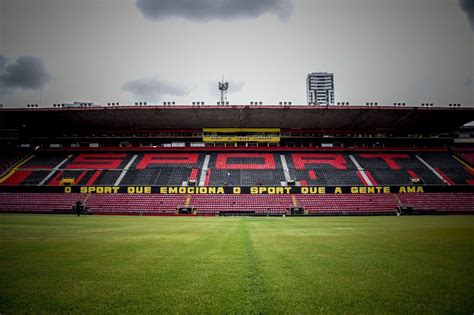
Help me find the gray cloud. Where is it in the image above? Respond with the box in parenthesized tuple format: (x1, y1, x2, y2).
(122, 76, 190, 102)
(0, 55, 52, 98)
(0, 86, 6, 99)
(135, 0, 293, 22)
(459, 0, 474, 30)
(0, 56, 7, 98)
(228, 80, 245, 94)
(0, 55, 7, 71)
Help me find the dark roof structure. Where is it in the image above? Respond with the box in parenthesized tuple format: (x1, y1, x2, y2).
(0, 105, 473, 133)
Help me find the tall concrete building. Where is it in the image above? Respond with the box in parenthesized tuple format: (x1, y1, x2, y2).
(306, 72, 334, 105)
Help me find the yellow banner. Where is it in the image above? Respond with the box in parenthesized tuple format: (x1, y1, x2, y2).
(203, 128, 280, 133)
(203, 136, 280, 142)
(68, 185, 426, 194)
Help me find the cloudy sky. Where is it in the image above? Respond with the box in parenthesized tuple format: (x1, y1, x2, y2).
(0, 0, 473, 107)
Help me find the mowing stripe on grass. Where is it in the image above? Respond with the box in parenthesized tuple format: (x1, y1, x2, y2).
(241, 219, 277, 314)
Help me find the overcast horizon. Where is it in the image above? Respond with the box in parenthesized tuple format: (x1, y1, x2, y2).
(0, 0, 473, 107)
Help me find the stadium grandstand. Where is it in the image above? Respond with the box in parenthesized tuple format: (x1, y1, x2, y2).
(0, 104, 473, 216)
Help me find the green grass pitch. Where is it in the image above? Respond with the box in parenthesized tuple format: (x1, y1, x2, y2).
(1, 214, 473, 314)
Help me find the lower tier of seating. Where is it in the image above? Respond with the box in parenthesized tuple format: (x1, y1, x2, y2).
(397, 193, 474, 213)
(190, 195, 292, 214)
(296, 194, 398, 215)
(86, 194, 186, 215)
(0, 193, 86, 213)
(0, 193, 473, 215)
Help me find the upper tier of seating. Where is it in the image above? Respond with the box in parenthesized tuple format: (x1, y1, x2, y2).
(1, 151, 473, 186)
(419, 153, 473, 185)
(0, 149, 32, 175)
(121, 153, 206, 186)
(284, 153, 363, 186)
(354, 153, 443, 185)
(208, 153, 285, 186)
(458, 152, 474, 166)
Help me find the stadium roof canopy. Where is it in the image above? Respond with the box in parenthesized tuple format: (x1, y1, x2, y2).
(0, 105, 473, 133)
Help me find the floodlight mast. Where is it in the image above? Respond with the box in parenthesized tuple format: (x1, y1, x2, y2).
(218, 76, 229, 104)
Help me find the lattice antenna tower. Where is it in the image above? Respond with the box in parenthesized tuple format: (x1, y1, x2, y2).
(218, 75, 229, 103)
